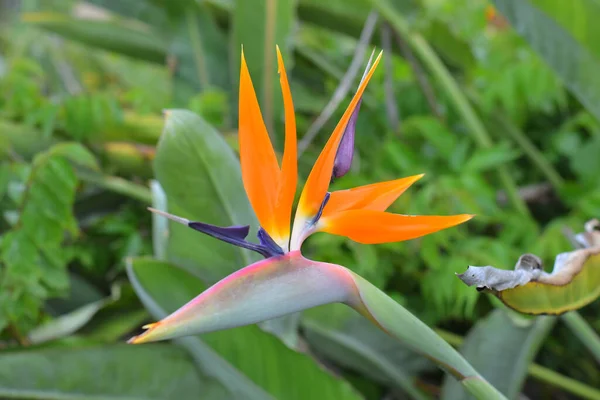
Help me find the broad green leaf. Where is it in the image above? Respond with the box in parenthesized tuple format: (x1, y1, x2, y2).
(0, 119, 55, 160)
(491, 0, 600, 122)
(0, 144, 84, 333)
(441, 310, 555, 400)
(232, 0, 296, 135)
(153, 109, 258, 282)
(22, 13, 168, 63)
(302, 304, 430, 400)
(127, 257, 362, 400)
(0, 344, 227, 399)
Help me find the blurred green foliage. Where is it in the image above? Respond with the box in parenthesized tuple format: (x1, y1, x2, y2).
(1, 0, 600, 399)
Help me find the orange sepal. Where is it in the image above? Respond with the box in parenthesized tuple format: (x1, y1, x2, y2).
(323, 174, 424, 217)
(273, 46, 297, 246)
(295, 52, 382, 219)
(319, 210, 473, 244)
(238, 50, 281, 238)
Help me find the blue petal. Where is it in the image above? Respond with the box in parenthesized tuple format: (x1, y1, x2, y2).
(311, 192, 331, 225)
(188, 222, 250, 242)
(188, 221, 272, 258)
(257, 228, 285, 256)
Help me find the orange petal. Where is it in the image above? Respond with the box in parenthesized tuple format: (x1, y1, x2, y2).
(273, 46, 297, 247)
(323, 174, 424, 217)
(295, 51, 382, 219)
(239, 50, 281, 236)
(319, 210, 473, 244)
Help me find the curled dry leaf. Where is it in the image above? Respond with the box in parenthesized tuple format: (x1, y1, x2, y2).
(458, 219, 600, 315)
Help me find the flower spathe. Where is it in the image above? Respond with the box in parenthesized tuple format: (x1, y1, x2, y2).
(128, 48, 473, 344)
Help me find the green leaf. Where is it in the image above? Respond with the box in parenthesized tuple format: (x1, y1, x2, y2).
(297, 0, 371, 38)
(571, 136, 600, 186)
(0, 344, 227, 399)
(0, 144, 84, 333)
(127, 257, 362, 400)
(28, 296, 110, 344)
(441, 310, 555, 400)
(0, 119, 56, 160)
(23, 12, 168, 63)
(153, 109, 257, 282)
(232, 0, 296, 135)
(422, 19, 475, 70)
(463, 143, 521, 172)
(48, 142, 100, 171)
(302, 304, 430, 400)
(29, 283, 137, 344)
(491, 0, 600, 122)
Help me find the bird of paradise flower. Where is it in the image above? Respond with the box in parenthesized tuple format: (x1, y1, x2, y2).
(126, 48, 509, 399)
(128, 48, 472, 344)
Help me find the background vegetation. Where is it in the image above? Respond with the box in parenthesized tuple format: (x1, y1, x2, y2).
(1, 0, 599, 398)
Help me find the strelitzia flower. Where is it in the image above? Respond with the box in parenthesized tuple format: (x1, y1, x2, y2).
(128, 48, 473, 344)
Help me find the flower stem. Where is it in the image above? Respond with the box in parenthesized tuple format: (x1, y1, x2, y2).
(350, 273, 507, 400)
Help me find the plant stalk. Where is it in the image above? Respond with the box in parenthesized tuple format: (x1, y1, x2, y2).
(350, 273, 507, 400)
